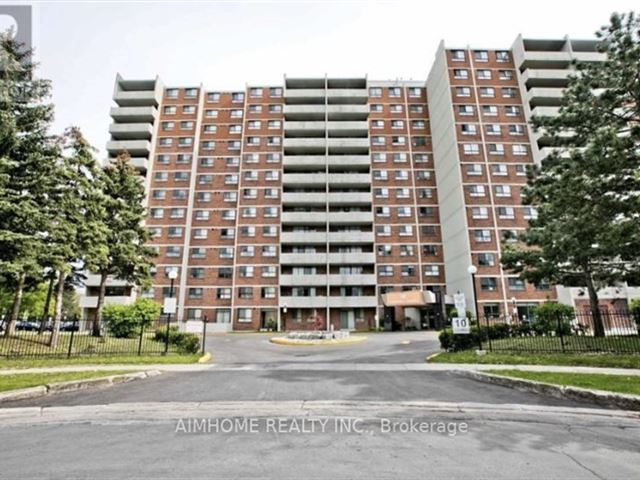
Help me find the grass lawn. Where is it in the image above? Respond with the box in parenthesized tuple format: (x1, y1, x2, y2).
(485, 370, 640, 396)
(429, 350, 640, 369)
(489, 335, 640, 353)
(0, 370, 135, 393)
(0, 354, 201, 369)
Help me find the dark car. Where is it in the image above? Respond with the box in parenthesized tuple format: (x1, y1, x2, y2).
(15, 321, 40, 331)
(59, 321, 79, 332)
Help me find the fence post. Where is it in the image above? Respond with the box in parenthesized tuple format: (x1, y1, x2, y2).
(557, 312, 566, 353)
(67, 316, 78, 358)
(485, 316, 493, 352)
(476, 315, 483, 351)
(138, 323, 145, 356)
(201, 315, 208, 354)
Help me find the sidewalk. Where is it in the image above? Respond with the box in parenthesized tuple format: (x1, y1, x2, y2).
(0, 362, 639, 375)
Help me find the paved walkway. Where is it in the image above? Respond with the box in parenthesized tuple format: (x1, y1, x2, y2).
(1, 362, 638, 376)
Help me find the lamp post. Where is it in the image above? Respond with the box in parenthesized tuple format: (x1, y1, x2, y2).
(163, 269, 178, 355)
(511, 296, 518, 324)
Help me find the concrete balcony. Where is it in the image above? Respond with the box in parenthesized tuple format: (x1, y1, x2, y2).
(327, 155, 370, 169)
(539, 147, 571, 159)
(328, 252, 375, 264)
(284, 105, 326, 120)
(280, 253, 327, 265)
(327, 105, 368, 120)
(80, 295, 134, 309)
(526, 87, 564, 107)
(114, 90, 159, 107)
(327, 192, 371, 206)
(328, 296, 378, 308)
(281, 192, 326, 206)
(283, 155, 326, 170)
(283, 138, 326, 153)
(530, 106, 561, 118)
(327, 121, 368, 136)
(284, 89, 325, 103)
(521, 69, 571, 88)
(110, 106, 157, 123)
(280, 296, 327, 309)
(327, 89, 368, 104)
(106, 139, 151, 157)
(279, 274, 327, 287)
(327, 211, 373, 225)
(572, 51, 606, 63)
(520, 51, 572, 69)
(280, 231, 327, 244)
(328, 138, 369, 154)
(83, 274, 129, 288)
(328, 274, 376, 286)
(328, 231, 374, 244)
(282, 173, 326, 187)
(109, 123, 154, 140)
(328, 173, 371, 186)
(128, 157, 149, 173)
(284, 121, 326, 135)
(281, 212, 327, 225)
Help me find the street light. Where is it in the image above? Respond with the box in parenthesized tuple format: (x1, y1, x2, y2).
(163, 268, 178, 355)
(467, 264, 479, 322)
(511, 296, 518, 324)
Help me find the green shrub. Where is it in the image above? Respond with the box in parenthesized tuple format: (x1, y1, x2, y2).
(154, 326, 200, 354)
(104, 299, 162, 339)
(531, 302, 574, 335)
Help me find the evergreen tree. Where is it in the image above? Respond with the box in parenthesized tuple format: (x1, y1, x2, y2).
(502, 12, 640, 337)
(0, 31, 59, 336)
(84, 153, 155, 336)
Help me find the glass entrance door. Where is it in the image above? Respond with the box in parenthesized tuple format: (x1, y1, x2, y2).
(339, 309, 355, 330)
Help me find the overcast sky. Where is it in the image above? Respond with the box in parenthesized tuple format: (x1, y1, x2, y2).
(18, 0, 640, 156)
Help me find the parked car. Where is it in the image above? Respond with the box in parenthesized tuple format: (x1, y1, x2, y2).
(59, 321, 79, 332)
(15, 321, 40, 331)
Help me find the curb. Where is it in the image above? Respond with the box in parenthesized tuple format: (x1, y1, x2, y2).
(425, 352, 441, 362)
(198, 352, 212, 363)
(269, 336, 368, 347)
(0, 370, 161, 404)
(455, 369, 640, 411)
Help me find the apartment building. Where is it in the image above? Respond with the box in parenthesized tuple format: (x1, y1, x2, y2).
(84, 34, 639, 330)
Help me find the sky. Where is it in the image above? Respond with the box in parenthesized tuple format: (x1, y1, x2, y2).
(7, 0, 639, 157)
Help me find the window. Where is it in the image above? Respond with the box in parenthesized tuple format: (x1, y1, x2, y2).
(264, 207, 278, 218)
(393, 153, 407, 163)
(262, 246, 277, 257)
(391, 120, 404, 129)
(413, 137, 427, 147)
(218, 268, 233, 279)
(237, 309, 252, 323)
(270, 87, 283, 97)
(377, 245, 392, 257)
(372, 153, 387, 163)
(231, 92, 244, 102)
(193, 228, 208, 239)
(159, 138, 173, 147)
(266, 153, 281, 163)
(249, 87, 263, 97)
(154, 172, 168, 182)
(456, 87, 471, 97)
(397, 207, 411, 217)
(241, 226, 256, 237)
(166, 246, 181, 258)
(177, 154, 192, 164)
(401, 265, 415, 277)
(453, 69, 468, 79)
(486, 124, 501, 136)
(466, 164, 483, 176)
(458, 105, 474, 116)
(219, 248, 233, 259)
(225, 174, 238, 184)
(505, 106, 520, 116)
(239, 266, 254, 278)
(246, 136, 260, 146)
(205, 109, 218, 118)
(474, 229, 491, 243)
(523, 207, 538, 220)
(163, 106, 176, 115)
(419, 206, 434, 217)
(394, 170, 409, 181)
(243, 207, 257, 218)
(268, 104, 282, 113)
(188, 288, 203, 299)
(194, 210, 209, 221)
(263, 225, 277, 237)
(515, 164, 527, 176)
(166, 88, 179, 98)
(390, 104, 402, 113)
(172, 190, 187, 201)
(400, 245, 414, 256)
(463, 143, 480, 155)
(411, 120, 425, 129)
(223, 192, 237, 202)
(477, 69, 491, 80)
(480, 277, 498, 291)
(248, 120, 261, 130)
(502, 87, 516, 98)
(491, 164, 508, 176)
(461, 124, 477, 135)
(495, 185, 512, 197)
(512, 144, 528, 156)
(238, 287, 253, 299)
(220, 228, 235, 239)
(262, 266, 277, 278)
(156, 154, 170, 164)
(410, 105, 424, 113)
(207, 92, 220, 102)
(221, 210, 236, 221)
(399, 225, 413, 236)
(216, 288, 231, 301)
(371, 136, 385, 146)
(409, 87, 421, 97)
(508, 278, 526, 291)
(451, 50, 465, 61)
(479, 87, 495, 97)
(376, 206, 390, 217)
(477, 253, 495, 266)
(243, 188, 257, 199)
(419, 188, 433, 199)
(396, 188, 410, 199)
(424, 265, 440, 276)
(472, 207, 489, 219)
(374, 188, 389, 199)
(474, 50, 488, 61)
(369, 87, 382, 97)
(376, 225, 391, 237)
(482, 105, 498, 116)
(389, 87, 401, 97)
(265, 171, 279, 181)
(197, 174, 212, 184)
(162, 121, 174, 131)
(498, 206, 515, 219)
(509, 124, 524, 136)
(416, 171, 431, 180)
(185, 88, 197, 98)
(499, 70, 514, 80)
(370, 104, 383, 112)
(150, 208, 163, 219)
(488, 143, 505, 155)
(262, 287, 276, 299)
(496, 51, 509, 62)
(379, 265, 393, 277)
(190, 267, 204, 279)
(268, 120, 281, 129)
(183, 106, 196, 114)
(373, 170, 388, 181)
(423, 245, 438, 256)
(168, 227, 183, 238)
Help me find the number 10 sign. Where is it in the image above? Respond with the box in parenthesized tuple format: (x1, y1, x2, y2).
(452, 317, 470, 334)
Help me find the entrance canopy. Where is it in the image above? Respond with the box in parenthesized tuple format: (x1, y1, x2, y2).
(382, 290, 437, 307)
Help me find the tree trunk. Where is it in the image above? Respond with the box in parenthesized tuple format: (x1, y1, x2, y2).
(584, 272, 605, 337)
(48, 270, 67, 348)
(4, 271, 26, 337)
(93, 272, 108, 337)
(38, 275, 55, 334)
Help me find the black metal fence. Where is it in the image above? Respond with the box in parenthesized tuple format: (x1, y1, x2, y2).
(0, 316, 207, 358)
(477, 310, 640, 354)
